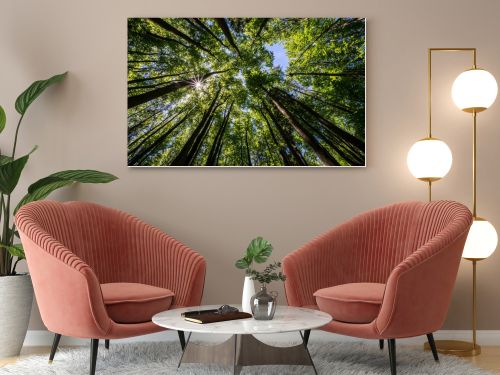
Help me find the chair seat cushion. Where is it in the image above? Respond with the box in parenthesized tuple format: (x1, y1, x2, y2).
(313, 283, 385, 324)
(101, 283, 174, 324)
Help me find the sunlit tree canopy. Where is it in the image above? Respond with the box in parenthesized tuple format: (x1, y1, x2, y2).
(128, 18, 365, 166)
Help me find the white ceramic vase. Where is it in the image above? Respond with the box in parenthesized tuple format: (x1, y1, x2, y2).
(0, 274, 34, 358)
(241, 275, 255, 313)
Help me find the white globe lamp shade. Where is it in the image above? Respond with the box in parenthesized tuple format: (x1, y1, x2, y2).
(452, 69, 498, 112)
(462, 218, 498, 259)
(407, 138, 453, 181)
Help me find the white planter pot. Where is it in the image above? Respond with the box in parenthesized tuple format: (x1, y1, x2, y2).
(241, 276, 255, 313)
(0, 274, 33, 358)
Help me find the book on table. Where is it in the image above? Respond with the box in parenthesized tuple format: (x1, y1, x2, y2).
(182, 309, 252, 324)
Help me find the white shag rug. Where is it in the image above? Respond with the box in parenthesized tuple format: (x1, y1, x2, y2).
(0, 341, 494, 374)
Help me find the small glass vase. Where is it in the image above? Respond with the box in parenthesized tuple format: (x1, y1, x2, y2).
(250, 285, 278, 320)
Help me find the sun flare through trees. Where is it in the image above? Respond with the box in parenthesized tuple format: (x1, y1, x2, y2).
(128, 18, 365, 166)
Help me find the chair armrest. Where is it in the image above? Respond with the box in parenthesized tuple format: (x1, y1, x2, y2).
(17, 230, 111, 339)
(283, 219, 359, 307)
(375, 227, 470, 338)
(125, 219, 206, 307)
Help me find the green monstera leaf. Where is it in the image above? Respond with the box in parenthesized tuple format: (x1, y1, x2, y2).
(246, 236, 273, 263)
(15, 72, 67, 115)
(235, 237, 274, 271)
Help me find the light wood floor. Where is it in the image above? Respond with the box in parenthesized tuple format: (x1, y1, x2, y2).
(2, 345, 500, 372)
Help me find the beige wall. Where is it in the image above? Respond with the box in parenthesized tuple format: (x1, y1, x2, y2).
(1, 0, 500, 331)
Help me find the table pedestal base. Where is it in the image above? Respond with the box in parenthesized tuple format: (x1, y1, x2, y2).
(178, 332, 317, 374)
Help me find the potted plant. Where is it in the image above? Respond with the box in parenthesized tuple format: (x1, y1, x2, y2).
(235, 237, 273, 313)
(0, 72, 117, 358)
(235, 237, 286, 318)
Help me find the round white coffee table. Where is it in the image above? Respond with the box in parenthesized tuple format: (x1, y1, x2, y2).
(153, 305, 331, 374)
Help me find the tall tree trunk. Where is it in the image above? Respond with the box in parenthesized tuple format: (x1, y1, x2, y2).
(262, 133, 281, 165)
(259, 109, 290, 165)
(269, 93, 340, 166)
(129, 30, 189, 49)
(128, 71, 195, 85)
(129, 110, 184, 155)
(262, 103, 307, 166)
(128, 108, 163, 134)
(277, 88, 364, 152)
(128, 82, 171, 91)
(128, 80, 191, 109)
(128, 70, 227, 108)
(170, 89, 221, 165)
(215, 18, 240, 55)
(193, 18, 229, 50)
(186, 108, 220, 165)
(129, 110, 192, 165)
(207, 103, 232, 165)
(148, 18, 214, 56)
(287, 84, 355, 114)
(245, 127, 252, 166)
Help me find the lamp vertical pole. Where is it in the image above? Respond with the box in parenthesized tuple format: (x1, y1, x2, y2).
(472, 259, 478, 349)
(427, 49, 433, 202)
(470, 109, 478, 350)
(422, 47, 481, 357)
(472, 111, 477, 218)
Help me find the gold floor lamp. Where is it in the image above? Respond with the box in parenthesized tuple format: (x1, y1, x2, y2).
(407, 48, 498, 356)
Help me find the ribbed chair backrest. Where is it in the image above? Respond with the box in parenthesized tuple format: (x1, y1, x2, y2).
(19, 200, 146, 284)
(283, 200, 472, 309)
(341, 200, 465, 284)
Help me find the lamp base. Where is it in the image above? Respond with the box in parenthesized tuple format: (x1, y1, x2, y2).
(424, 340, 481, 357)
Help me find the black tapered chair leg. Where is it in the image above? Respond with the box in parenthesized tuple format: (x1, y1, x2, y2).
(105, 339, 110, 350)
(303, 329, 311, 347)
(388, 339, 396, 375)
(379, 339, 384, 350)
(177, 330, 186, 350)
(48, 333, 62, 363)
(426, 333, 439, 362)
(90, 339, 99, 375)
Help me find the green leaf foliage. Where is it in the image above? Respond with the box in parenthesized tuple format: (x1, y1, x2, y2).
(0, 152, 31, 194)
(246, 236, 273, 263)
(235, 236, 274, 272)
(0, 105, 5, 134)
(249, 261, 286, 285)
(15, 72, 67, 115)
(127, 18, 365, 166)
(0, 244, 25, 260)
(15, 170, 118, 214)
(235, 258, 250, 269)
(0, 155, 13, 165)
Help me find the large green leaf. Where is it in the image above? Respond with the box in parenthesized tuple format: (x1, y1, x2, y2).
(15, 72, 67, 115)
(29, 170, 117, 193)
(0, 105, 5, 134)
(0, 152, 32, 194)
(0, 244, 25, 260)
(0, 155, 13, 166)
(235, 258, 250, 269)
(246, 237, 273, 264)
(15, 169, 118, 213)
(17, 180, 73, 211)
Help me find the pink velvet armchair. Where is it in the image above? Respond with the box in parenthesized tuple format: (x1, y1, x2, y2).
(16, 200, 206, 375)
(283, 200, 472, 375)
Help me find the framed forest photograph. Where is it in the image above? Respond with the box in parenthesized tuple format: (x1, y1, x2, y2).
(128, 18, 366, 167)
